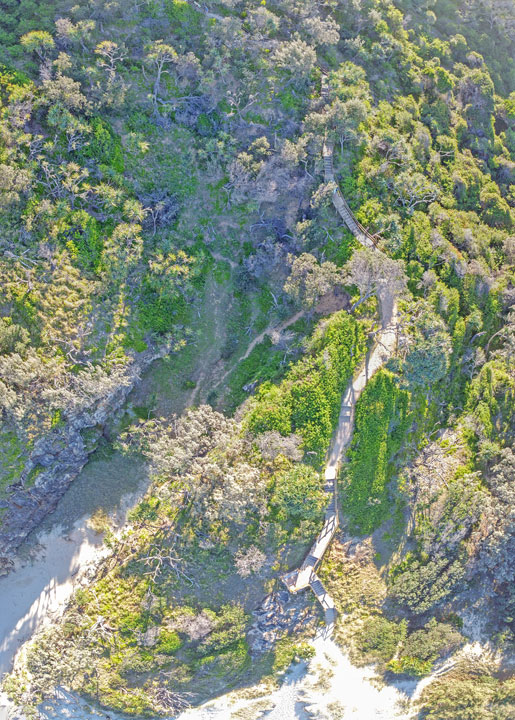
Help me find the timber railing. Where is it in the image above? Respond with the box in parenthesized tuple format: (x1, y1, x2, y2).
(320, 76, 378, 249)
(282, 465, 339, 638)
(281, 73, 391, 636)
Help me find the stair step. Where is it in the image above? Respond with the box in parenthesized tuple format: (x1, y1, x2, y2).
(310, 579, 325, 594)
(325, 608, 337, 623)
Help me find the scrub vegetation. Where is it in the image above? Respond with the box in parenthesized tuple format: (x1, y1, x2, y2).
(1, 0, 514, 718)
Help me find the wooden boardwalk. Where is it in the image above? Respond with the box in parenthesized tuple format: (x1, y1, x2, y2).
(321, 76, 377, 249)
(281, 73, 398, 637)
(282, 465, 339, 638)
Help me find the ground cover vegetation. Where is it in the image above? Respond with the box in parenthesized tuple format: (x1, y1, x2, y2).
(1, 0, 514, 717)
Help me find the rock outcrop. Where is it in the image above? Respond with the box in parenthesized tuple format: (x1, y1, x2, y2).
(247, 591, 315, 655)
(0, 342, 171, 571)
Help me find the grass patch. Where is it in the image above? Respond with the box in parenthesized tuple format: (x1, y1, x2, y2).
(0, 431, 28, 498)
(222, 336, 287, 414)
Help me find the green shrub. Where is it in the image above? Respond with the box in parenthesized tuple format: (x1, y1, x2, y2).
(355, 615, 407, 663)
(164, 0, 202, 38)
(388, 656, 432, 676)
(246, 312, 365, 454)
(157, 629, 182, 654)
(400, 619, 463, 665)
(273, 638, 315, 672)
(136, 288, 188, 334)
(64, 212, 103, 272)
(344, 370, 410, 534)
(271, 465, 325, 526)
(200, 604, 247, 654)
(79, 117, 124, 173)
(223, 336, 287, 415)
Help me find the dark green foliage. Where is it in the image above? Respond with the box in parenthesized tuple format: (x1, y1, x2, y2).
(0, 1, 54, 61)
(344, 370, 410, 534)
(389, 619, 463, 676)
(271, 465, 325, 527)
(389, 550, 468, 614)
(355, 615, 407, 663)
(400, 619, 463, 663)
(199, 604, 247, 655)
(136, 286, 188, 335)
(79, 118, 125, 173)
(0, 431, 29, 497)
(64, 213, 103, 272)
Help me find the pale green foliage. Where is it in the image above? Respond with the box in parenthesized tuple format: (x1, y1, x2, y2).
(272, 37, 316, 86)
(344, 248, 407, 306)
(284, 252, 345, 308)
(123, 406, 267, 529)
(418, 662, 515, 720)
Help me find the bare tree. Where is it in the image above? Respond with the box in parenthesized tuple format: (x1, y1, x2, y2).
(145, 41, 178, 114)
(234, 545, 267, 577)
(94, 40, 126, 83)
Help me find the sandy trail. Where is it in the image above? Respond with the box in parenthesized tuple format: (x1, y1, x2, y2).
(0, 469, 146, 720)
(0, 521, 108, 720)
(0, 523, 105, 679)
(26, 634, 420, 720)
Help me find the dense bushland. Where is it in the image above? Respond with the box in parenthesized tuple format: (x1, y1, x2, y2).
(1, 0, 514, 717)
(246, 311, 366, 455)
(344, 369, 410, 534)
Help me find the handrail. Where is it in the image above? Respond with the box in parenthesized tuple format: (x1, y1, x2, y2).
(281, 73, 395, 635)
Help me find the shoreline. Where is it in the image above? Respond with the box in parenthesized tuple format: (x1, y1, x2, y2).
(0, 470, 148, 720)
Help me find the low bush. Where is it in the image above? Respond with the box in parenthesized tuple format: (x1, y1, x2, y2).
(354, 615, 407, 663)
(246, 311, 366, 455)
(344, 370, 410, 534)
(270, 465, 325, 527)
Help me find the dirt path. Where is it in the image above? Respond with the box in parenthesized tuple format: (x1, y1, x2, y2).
(209, 251, 238, 269)
(188, 275, 232, 406)
(241, 310, 305, 362)
(211, 308, 305, 393)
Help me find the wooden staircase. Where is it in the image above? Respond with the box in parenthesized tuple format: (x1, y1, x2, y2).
(282, 465, 339, 633)
(320, 75, 377, 249)
(281, 72, 395, 638)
